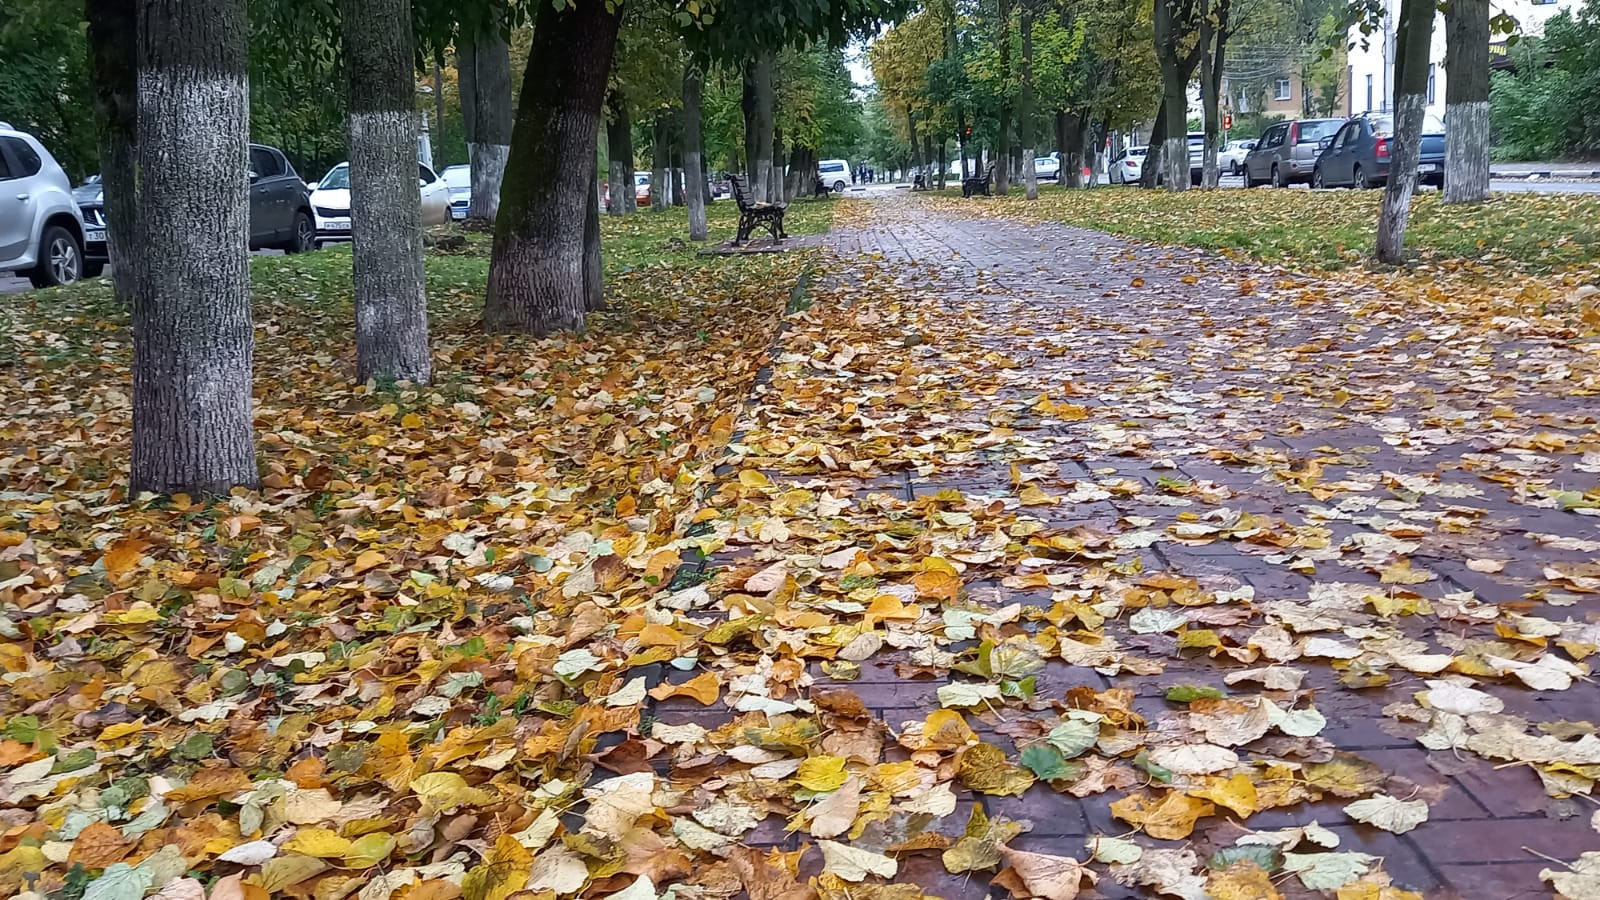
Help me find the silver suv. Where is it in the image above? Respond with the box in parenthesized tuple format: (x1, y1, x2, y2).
(1243, 118, 1346, 188)
(0, 123, 86, 288)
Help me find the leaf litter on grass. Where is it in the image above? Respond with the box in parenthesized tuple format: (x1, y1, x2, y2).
(3, 192, 1600, 899)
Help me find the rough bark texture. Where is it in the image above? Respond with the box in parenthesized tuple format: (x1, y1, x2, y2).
(87, 0, 138, 305)
(1020, 8, 1038, 200)
(1377, 0, 1435, 265)
(132, 0, 257, 495)
(457, 24, 513, 223)
(1154, 0, 1191, 191)
(995, 0, 1015, 194)
(605, 90, 635, 214)
(484, 0, 621, 335)
(1444, 0, 1490, 204)
(681, 67, 708, 242)
(651, 114, 671, 211)
(1199, 0, 1230, 189)
(584, 165, 603, 311)
(1141, 101, 1168, 189)
(747, 52, 776, 204)
(343, 0, 430, 385)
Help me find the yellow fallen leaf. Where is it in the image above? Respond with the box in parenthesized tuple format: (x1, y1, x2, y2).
(1109, 791, 1214, 840)
(352, 549, 387, 573)
(648, 671, 720, 705)
(796, 755, 850, 793)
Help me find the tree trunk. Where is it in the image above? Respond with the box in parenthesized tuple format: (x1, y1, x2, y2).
(1141, 98, 1168, 189)
(343, 0, 431, 385)
(681, 66, 708, 242)
(85, 0, 137, 306)
(131, 0, 256, 495)
(1443, 0, 1490, 204)
(1061, 111, 1084, 188)
(1020, 7, 1038, 200)
(651, 113, 671, 211)
(936, 139, 947, 190)
(1199, 0, 1230, 189)
(958, 107, 971, 179)
(1154, 0, 1190, 191)
(771, 127, 785, 202)
(484, 0, 621, 335)
(906, 109, 923, 186)
(1376, 0, 1435, 264)
(457, 22, 513, 223)
(585, 164, 603, 311)
(746, 52, 776, 203)
(994, 0, 1015, 194)
(605, 90, 634, 215)
(671, 135, 686, 207)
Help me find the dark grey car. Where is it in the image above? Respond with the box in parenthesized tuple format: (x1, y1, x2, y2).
(1243, 118, 1346, 187)
(1311, 114, 1448, 190)
(78, 143, 314, 270)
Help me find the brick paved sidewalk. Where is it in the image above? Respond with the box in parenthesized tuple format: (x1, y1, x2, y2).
(642, 194, 1600, 899)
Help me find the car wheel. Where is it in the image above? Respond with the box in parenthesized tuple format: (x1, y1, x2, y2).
(832, 180, 846, 193)
(1312, 168, 1325, 189)
(284, 211, 315, 253)
(29, 226, 83, 288)
(1230, 161, 1241, 176)
(1354, 164, 1370, 190)
(1271, 165, 1284, 188)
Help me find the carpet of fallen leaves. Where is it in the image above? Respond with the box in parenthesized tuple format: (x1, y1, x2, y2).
(0, 206, 827, 899)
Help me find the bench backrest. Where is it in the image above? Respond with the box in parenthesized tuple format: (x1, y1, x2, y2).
(728, 174, 756, 210)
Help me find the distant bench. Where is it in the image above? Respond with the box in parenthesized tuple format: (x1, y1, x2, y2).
(729, 174, 787, 245)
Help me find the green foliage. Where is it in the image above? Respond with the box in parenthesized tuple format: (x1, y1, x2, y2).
(1489, 1, 1600, 160)
(0, 0, 96, 180)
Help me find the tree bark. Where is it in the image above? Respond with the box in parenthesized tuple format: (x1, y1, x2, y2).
(484, 0, 621, 335)
(651, 113, 671, 211)
(994, 0, 1015, 194)
(585, 164, 603, 311)
(746, 51, 776, 203)
(1020, 6, 1038, 200)
(1443, 0, 1490, 204)
(86, 0, 138, 305)
(1154, 0, 1191, 191)
(1141, 98, 1168, 189)
(906, 109, 923, 186)
(343, 0, 431, 385)
(1198, 0, 1230, 189)
(681, 66, 708, 241)
(605, 89, 635, 214)
(957, 107, 971, 179)
(1376, 0, 1435, 265)
(131, 0, 257, 495)
(456, 21, 513, 223)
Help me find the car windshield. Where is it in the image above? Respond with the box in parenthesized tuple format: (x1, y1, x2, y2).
(318, 165, 350, 190)
(441, 166, 470, 189)
(1369, 114, 1448, 136)
(1298, 120, 1344, 142)
(1130, 148, 1148, 157)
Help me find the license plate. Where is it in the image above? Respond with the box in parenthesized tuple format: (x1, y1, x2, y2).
(1426, 164, 1441, 172)
(451, 209, 467, 220)
(323, 219, 350, 232)
(85, 228, 105, 242)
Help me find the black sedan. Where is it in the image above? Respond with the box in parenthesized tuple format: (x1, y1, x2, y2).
(1311, 113, 1447, 190)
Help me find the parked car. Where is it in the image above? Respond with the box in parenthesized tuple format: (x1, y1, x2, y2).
(309, 160, 450, 246)
(709, 175, 730, 199)
(1244, 118, 1345, 187)
(818, 158, 851, 192)
(1110, 146, 1147, 184)
(78, 144, 314, 272)
(1219, 139, 1256, 176)
(0, 123, 86, 287)
(634, 171, 651, 206)
(1033, 156, 1061, 181)
(1186, 131, 1206, 184)
(1312, 113, 1448, 190)
(441, 164, 471, 220)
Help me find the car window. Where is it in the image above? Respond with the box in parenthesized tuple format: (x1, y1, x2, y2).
(1, 137, 41, 178)
(1131, 148, 1147, 157)
(1299, 120, 1343, 143)
(249, 147, 284, 178)
(0, 145, 11, 180)
(418, 164, 437, 184)
(318, 165, 350, 190)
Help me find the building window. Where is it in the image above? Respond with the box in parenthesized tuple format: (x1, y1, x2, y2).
(1274, 78, 1292, 101)
(1366, 74, 1374, 112)
(1427, 63, 1436, 104)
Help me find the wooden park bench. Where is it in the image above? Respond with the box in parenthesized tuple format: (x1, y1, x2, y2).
(962, 163, 995, 198)
(729, 174, 787, 245)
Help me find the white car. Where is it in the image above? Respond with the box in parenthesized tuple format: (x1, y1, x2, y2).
(440, 164, 470, 220)
(1110, 146, 1147, 184)
(309, 161, 451, 246)
(818, 158, 850, 193)
(0, 123, 86, 288)
(1220, 139, 1256, 176)
(1033, 157, 1061, 182)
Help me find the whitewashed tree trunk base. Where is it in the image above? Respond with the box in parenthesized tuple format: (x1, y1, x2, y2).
(1444, 100, 1490, 204)
(468, 142, 508, 222)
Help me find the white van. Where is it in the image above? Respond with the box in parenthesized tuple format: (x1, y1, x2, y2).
(818, 159, 850, 193)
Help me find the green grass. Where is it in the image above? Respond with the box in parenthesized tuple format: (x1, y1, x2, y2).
(940, 183, 1600, 275)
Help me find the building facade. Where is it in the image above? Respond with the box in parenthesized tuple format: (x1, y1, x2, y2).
(1345, 0, 1577, 119)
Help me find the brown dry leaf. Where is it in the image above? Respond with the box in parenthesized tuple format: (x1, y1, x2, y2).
(996, 846, 1096, 900)
(958, 742, 1036, 796)
(1109, 791, 1215, 840)
(67, 821, 133, 869)
(648, 671, 721, 705)
(1206, 862, 1283, 900)
(806, 775, 863, 839)
(164, 767, 254, 804)
(731, 846, 816, 900)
